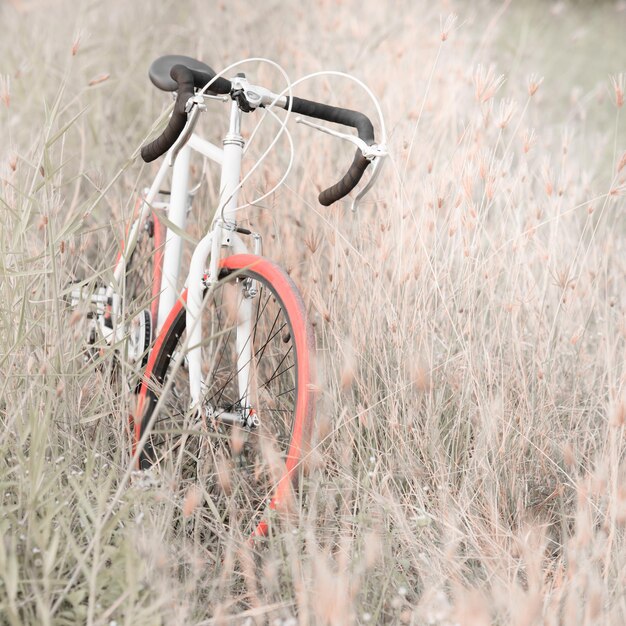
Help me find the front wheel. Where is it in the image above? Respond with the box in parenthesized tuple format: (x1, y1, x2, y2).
(133, 255, 315, 540)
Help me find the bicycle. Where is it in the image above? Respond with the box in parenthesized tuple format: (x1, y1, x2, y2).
(71, 54, 386, 541)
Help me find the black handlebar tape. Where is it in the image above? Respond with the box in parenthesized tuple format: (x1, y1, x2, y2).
(318, 152, 370, 206)
(284, 96, 375, 205)
(285, 96, 375, 144)
(140, 65, 195, 163)
(140, 65, 232, 163)
(189, 70, 232, 95)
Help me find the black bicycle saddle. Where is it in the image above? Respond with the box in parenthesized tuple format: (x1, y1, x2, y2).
(148, 54, 219, 92)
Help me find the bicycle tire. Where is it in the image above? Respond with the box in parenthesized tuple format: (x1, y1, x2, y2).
(112, 205, 165, 388)
(133, 254, 315, 539)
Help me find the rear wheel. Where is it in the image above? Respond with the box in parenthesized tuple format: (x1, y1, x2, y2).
(134, 254, 315, 540)
(69, 205, 163, 387)
(120, 209, 165, 378)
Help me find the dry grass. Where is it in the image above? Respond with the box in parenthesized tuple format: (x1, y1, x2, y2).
(1, 0, 625, 624)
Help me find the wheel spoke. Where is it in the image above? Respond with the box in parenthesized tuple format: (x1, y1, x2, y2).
(207, 297, 286, 409)
(260, 346, 293, 391)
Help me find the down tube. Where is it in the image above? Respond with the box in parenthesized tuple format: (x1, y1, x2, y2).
(156, 144, 191, 333)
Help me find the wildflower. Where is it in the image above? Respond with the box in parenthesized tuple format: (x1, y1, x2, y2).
(88, 73, 110, 87)
(611, 397, 625, 428)
(71, 31, 82, 56)
(522, 128, 536, 154)
(340, 342, 355, 391)
(542, 160, 554, 197)
(610, 73, 624, 108)
(496, 98, 517, 129)
(527, 73, 544, 97)
(440, 13, 457, 42)
(182, 485, 202, 517)
(474, 64, 505, 103)
(0, 75, 10, 108)
(304, 230, 321, 254)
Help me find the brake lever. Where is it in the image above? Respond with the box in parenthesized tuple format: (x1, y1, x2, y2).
(295, 116, 386, 160)
(350, 155, 385, 212)
(168, 95, 207, 166)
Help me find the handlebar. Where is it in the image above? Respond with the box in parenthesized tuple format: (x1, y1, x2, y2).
(140, 61, 380, 206)
(140, 65, 231, 163)
(281, 96, 375, 205)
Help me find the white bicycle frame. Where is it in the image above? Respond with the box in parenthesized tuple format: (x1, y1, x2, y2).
(98, 70, 386, 423)
(109, 98, 253, 417)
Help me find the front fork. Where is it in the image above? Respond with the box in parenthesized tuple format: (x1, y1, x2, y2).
(186, 97, 262, 427)
(235, 281, 254, 424)
(186, 225, 262, 429)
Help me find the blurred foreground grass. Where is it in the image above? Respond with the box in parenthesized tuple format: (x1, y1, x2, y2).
(1, 0, 625, 624)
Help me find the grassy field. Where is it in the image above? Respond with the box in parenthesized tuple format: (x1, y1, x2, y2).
(1, 0, 625, 624)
